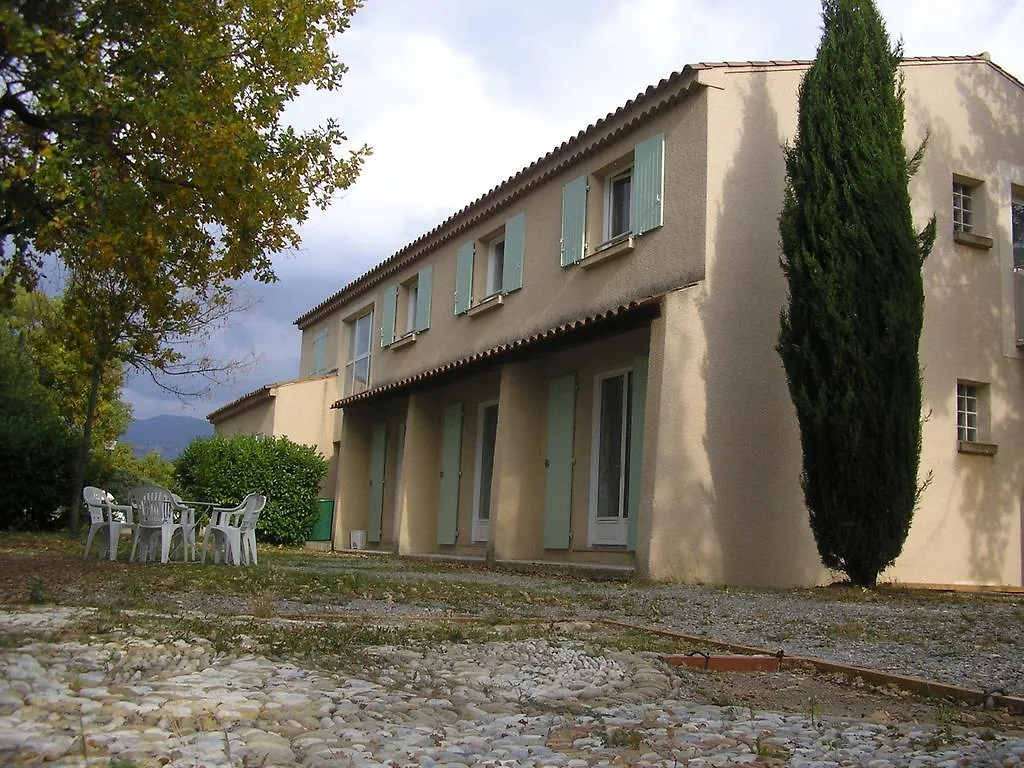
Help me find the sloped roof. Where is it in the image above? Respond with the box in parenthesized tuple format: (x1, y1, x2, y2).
(294, 54, 1016, 331)
(332, 293, 666, 409)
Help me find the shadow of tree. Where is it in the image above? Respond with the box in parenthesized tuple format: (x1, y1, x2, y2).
(702, 70, 825, 587)
(897, 59, 1024, 585)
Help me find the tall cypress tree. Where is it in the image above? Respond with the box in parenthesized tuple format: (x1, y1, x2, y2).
(777, 0, 935, 587)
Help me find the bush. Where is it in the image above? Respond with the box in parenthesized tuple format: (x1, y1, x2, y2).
(175, 434, 327, 545)
(0, 332, 77, 531)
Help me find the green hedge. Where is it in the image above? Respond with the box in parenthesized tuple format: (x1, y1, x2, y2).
(175, 434, 328, 546)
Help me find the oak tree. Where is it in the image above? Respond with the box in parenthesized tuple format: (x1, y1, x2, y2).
(1, 0, 369, 531)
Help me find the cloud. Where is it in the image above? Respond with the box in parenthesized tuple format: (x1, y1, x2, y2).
(128, 0, 1024, 422)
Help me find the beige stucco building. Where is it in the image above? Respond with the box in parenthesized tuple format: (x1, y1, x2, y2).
(210, 56, 1024, 587)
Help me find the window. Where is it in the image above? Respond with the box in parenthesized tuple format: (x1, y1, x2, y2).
(454, 212, 525, 315)
(310, 329, 328, 375)
(486, 237, 505, 298)
(956, 382, 978, 442)
(953, 182, 973, 233)
(604, 168, 632, 241)
(1013, 192, 1024, 271)
(404, 278, 419, 334)
(589, 369, 633, 546)
(381, 265, 432, 347)
(345, 310, 373, 395)
(560, 133, 664, 266)
(956, 380, 996, 454)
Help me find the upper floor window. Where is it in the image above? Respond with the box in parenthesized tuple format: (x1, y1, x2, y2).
(604, 167, 632, 241)
(381, 265, 433, 347)
(486, 237, 506, 298)
(560, 132, 664, 267)
(345, 309, 373, 394)
(311, 329, 328, 375)
(951, 176, 993, 250)
(953, 181, 973, 233)
(454, 212, 525, 315)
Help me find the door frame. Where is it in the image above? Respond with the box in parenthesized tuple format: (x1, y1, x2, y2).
(588, 368, 632, 546)
(472, 400, 499, 544)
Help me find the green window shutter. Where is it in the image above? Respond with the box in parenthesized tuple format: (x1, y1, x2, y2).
(414, 265, 433, 332)
(312, 330, 327, 375)
(560, 175, 588, 266)
(627, 354, 648, 552)
(381, 285, 398, 348)
(502, 212, 525, 293)
(630, 133, 664, 235)
(455, 242, 475, 314)
(437, 402, 463, 545)
(368, 421, 387, 543)
(543, 373, 576, 549)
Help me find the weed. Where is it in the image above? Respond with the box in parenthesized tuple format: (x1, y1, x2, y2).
(602, 727, 643, 749)
(28, 580, 46, 603)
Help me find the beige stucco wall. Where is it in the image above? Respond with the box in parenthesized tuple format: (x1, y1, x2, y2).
(315, 77, 709, 403)
(318, 58, 1023, 586)
(893, 61, 1024, 586)
(212, 399, 275, 438)
(673, 60, 1024, 586)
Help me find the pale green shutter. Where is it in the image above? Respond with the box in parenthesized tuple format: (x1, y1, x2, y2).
(627, 355, 648, 551)
(381, 285, 398, 348)
(437, 402, 463, 545)
(502, 212, 525, 293)
(543, 374, 576, 548)
(312, 330, 327, 375)
(414, 265, 433, 332)
(561, 176, 588, 266)
(455, 242, 474, 314)
(630, 133, 664, 235)
(368, 421, 387, 543)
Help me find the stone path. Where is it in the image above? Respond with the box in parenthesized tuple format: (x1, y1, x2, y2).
(1, 608, 1023, 767)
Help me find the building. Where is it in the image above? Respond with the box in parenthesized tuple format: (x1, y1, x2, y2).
(210, 56, 1024, 587)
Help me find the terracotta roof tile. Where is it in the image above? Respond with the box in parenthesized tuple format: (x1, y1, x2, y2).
(332, 294, 666, 409)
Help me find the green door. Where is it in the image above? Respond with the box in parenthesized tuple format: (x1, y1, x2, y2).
(368, 421, 387, 543)
(627, 355, 648, 551)
(437, 402, 463, 545)
(543, 374, 576, 548)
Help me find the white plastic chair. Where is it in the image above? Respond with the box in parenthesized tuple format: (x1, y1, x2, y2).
(82, 487, 135, 561)
(126, 485, 183, 563)
(171, 493, 199, 562)
(201, 493, 267, 566)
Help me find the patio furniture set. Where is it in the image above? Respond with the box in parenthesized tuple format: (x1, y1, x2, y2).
(82, 486, 267, 566)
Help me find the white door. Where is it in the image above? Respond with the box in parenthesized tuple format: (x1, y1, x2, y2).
(472, 402, 499, 543)
(589, 370, 632, 546)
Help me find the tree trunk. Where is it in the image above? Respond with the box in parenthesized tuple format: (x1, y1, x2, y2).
(68, 362, 103, 535)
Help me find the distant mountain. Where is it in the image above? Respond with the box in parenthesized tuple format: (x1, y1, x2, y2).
(120, 415, 214, 459)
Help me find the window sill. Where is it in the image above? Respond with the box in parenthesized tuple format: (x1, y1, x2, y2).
(954, 230, 994, 250)
(466, 293, 504, 317)
(958, 440, 998, 456)
(582, 234, 635, 268)
(389, 332, 418, 350)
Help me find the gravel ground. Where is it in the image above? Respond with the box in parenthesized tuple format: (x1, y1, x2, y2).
(272, 555, 1024, 698)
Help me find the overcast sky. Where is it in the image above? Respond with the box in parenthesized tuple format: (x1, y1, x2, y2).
(124, 0, 1024, 422)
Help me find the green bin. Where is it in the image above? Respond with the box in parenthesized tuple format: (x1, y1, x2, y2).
(309, 499, 334, 541)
